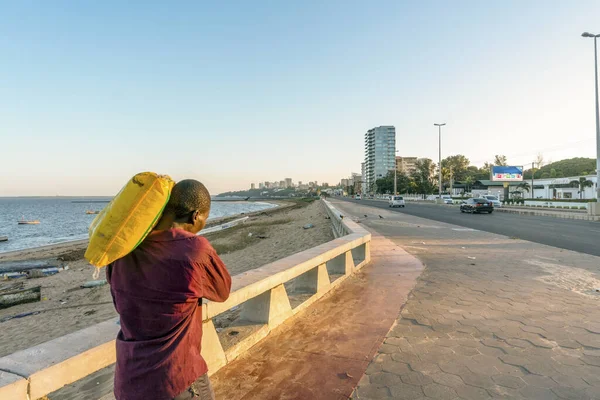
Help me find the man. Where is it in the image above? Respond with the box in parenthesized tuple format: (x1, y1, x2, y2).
(107, 179, 232, 400)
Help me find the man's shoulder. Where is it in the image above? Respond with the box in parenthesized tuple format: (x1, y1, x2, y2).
(183, 236, 217, 260)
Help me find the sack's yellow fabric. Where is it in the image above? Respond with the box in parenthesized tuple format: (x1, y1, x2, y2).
(85, 172, 175, 267)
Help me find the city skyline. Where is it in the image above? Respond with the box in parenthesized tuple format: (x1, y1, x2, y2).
(1, 1, 599, 196)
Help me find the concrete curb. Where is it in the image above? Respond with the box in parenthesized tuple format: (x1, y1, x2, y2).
(495, 207, 600, 221)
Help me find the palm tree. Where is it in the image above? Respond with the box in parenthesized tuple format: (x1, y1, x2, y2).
(517, 182, 530, 194)
(570, 177, 594, 199)
(464, 176, 474, 193)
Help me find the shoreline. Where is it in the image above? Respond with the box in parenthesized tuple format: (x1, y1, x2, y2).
(0, 199, 333, 357)
(0, 200, 287, 262)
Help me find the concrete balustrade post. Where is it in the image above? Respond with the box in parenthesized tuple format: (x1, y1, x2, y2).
(351, 243, 367, 267)
(240, 284, 293, 328)
(292, 263, 330, 294)
(327, 251, 354, 275)
(201, 319, 227, 375)
(0, 372, 27, 400)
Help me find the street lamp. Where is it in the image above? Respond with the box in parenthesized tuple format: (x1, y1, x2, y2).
(582, 32, 600, 200)
(434, 123, 446, 199)
(394, 150, 399, 195)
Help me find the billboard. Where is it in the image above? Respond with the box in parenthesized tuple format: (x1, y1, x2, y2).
(491, 166, 523, 182)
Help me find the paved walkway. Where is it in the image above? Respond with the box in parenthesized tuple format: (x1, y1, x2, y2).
(210, 234, 423, 399)
(333, 200, 600, 400)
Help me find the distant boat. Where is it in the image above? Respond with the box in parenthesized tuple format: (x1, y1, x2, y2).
(18, 220, 40, 225)
(85, 210, 100, 215)
(18, 215, 40, 225)
(0, 236, 7, 242)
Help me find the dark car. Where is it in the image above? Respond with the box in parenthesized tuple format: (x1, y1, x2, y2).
(460, 198, 494, 214)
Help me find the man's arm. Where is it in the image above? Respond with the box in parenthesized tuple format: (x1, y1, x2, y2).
(194, 245, 232, 303)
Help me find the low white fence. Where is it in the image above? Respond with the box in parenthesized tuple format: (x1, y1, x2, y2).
(522, 200, 588, 209)
(0, 200, 371, 400)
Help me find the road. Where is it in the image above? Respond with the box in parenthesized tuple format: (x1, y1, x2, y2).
(340, 198, 600, 257)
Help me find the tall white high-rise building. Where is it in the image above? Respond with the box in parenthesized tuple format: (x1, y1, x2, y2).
(364, 126, 396, 192)
(361, 162, 367, 194)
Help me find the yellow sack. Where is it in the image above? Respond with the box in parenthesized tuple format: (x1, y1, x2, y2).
(85, 172, 175, 267)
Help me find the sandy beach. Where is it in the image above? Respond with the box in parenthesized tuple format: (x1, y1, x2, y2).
(0, 199, 334, 357)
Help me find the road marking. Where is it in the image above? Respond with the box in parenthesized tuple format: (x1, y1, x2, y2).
(452, 228, 478, 232)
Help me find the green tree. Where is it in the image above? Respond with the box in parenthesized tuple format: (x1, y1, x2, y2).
(517, 182, 530, 194)
(533, 157, 595, 178)
(441, 155, 470, 181)
(464, 176, 474, 192)
(494, 155, 508, 166)
(411, 158, 437, 194)
(570, 177, 594, 199)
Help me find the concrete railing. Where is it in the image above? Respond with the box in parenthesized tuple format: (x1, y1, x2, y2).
(0, 200, 371, 400)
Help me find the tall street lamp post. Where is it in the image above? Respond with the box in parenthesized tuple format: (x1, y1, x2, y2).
(582, 32, 600, 200)
(394, 150, 399, 195)
(434, 123, 446, 199)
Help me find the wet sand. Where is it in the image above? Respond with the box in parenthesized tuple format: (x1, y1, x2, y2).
(0, 200, 334, 357)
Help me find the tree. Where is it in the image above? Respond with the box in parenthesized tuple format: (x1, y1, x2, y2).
(535, 153, 545, 168)
(570, 177, 594, 199)
(463, 176, 474, 193)
(411, 158, 437, 194)
(441, 155, 470, 182)
(494, 155, 508, 166)
(517, 182, 530, 194)
(533, 157, 595, 179)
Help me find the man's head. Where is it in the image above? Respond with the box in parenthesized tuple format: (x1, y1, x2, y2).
(158, 179, 211, 234)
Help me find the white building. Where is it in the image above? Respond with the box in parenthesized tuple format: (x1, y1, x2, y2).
(467, 175, 598, 200)
(361, 162, 367, 194)
(364, 126, 396, 192)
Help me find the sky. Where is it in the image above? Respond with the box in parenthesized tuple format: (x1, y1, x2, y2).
(1, 1, 600, 196)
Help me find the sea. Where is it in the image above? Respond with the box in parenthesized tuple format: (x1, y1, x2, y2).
(0, 197, 276, 253)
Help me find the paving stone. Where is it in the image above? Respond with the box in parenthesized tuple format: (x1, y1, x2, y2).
(581, 355, 600, 367)
(551, 386, 591, 400)
(504, 338, 531, 349)
(452, 346, 480, 357)
(421, 383, 459, 400)
(453, 384, 491, 399)
(550, 373, 590, 389)
(485, 385, 524, 399)
(521, 361, 560, 376)
(392, 351, 421, 364)
(408, 361, 442, 375)
(518, 386, 559, 400)
(369, 372, 403, 386)
(427, 372, 464, 389)
(385, 336, 409, 346)
(401, 371, 434, 386)
(388, 383, 425, 399)
(379, 343, 400, 354)
(380, 360, 411, 375)
(459, 373, 495, 389)
(491, 374, 526, 389)
(365, 361, 384, 374)
(552, 354, 586, 367)
(355, 383, 392, 398)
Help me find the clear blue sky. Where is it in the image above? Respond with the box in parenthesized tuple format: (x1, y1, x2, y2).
(1, 1, 599, 196)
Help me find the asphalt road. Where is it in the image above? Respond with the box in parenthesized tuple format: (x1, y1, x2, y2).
(340, 198, 600, 257)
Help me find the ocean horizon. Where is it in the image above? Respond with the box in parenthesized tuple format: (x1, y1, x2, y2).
(0, 197, 275, 253)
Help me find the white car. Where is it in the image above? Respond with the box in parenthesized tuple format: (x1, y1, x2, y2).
(441, 195, 453, 204)
(355, 194, 361, 200)
(483, 195, 502, 208)
(389, 196, 406, 208)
